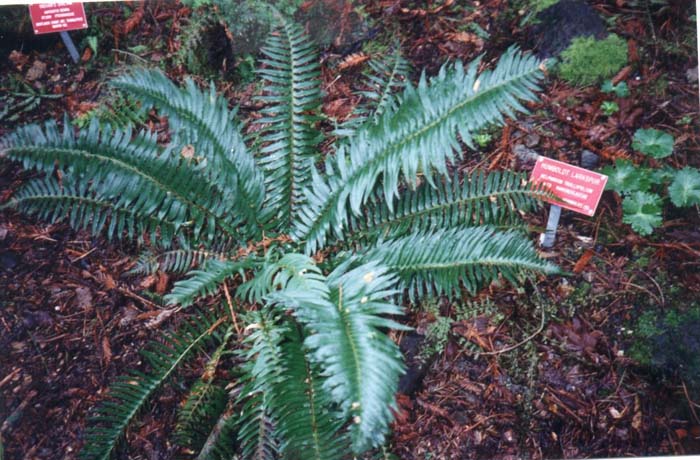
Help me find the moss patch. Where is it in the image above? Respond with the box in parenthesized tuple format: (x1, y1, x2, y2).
(557, 34, 628, 86)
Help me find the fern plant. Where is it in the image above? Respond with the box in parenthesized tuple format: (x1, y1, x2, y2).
(0, 18, 558, 460)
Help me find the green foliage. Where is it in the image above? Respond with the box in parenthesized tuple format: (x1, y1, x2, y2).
(601, 127, 694, 236)
(0, 19, 557, 460)
(629, 306, 700, 393)
(0, 76, 63, 124)
(622, 191, 663, 236)
(601, 101, 619, 116)
(418, 315, 452, 361)
(600, 80, 630, 97)
(668, 167, 700, 207)
(80, 308, 225, 460)
(632, 128, 675, 159)
(211, 0, 304, 55)
(72, 91, 148, 130)
(557, 34, 628, 86)
(602, 159, 652, 194)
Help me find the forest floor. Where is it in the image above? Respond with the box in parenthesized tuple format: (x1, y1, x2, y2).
(1, 1, 699, 459)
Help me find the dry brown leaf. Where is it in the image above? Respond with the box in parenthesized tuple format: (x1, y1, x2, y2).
(337, 52, 370, 71)
(102, 336, 112, 365)
(155, 272, 169, 295)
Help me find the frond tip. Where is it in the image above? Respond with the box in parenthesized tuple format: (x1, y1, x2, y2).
(269, 259, 410, 453)
(294, 47, 545, 253)
(362, 226, 559, 301)
(80, 310, 225, 460)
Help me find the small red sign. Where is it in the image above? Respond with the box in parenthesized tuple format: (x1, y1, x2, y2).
(29, 2, 88, 35)
(530, 156, 608, 216)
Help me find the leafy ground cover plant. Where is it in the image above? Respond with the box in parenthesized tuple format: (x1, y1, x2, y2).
(0, 19, 558, 460)
(556, 34, 628, 86)
(602, 128, 700, 235)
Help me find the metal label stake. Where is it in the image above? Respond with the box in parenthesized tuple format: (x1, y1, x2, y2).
(59, 31, 80, 63)
(539, 204, 561, 248)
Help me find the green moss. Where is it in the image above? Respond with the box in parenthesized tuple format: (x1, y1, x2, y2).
(557, 34, 628, 87)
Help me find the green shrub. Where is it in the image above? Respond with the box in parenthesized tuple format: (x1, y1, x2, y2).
(557, 34, 628, 86)
(0, 19, 558, 460)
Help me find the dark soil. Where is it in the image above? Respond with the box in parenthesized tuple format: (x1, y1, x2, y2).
(1, 0, 699, 459)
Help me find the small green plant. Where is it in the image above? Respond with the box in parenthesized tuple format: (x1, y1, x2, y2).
(629, 306, 700, 393)
(602, 128, 699, 236)
(1, 19, 558, 459)
(474, 132, 493, 148)
(72, 90, 148, 130)
(632, 128, 675, 159)
(418, 315, 453, 362)
(601, 101, 619, 116)
(600, 79, 630, 97)
(557, 34, 628, 86)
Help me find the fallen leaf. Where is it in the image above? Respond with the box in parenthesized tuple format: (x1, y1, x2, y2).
(155, 272, 169, 295)
(573, 249, 595, 273)
(102, 336, 112, 365)
(337, 52, 370, 71)
(26, 60, 47, 81)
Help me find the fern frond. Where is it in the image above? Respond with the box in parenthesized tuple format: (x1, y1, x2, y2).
(238, 253, 327, 303)
(334, 47, 410, 138)
(194, 410, 239, 460)
(0, 118, 240, 242)
(129, 247, 230, 275)
(273, 327, 346, 459)
(256, 19, 322, 232)
(1, 178, 180, 244)
(236, 310, 285, 460)
(293, 47, 544, 252)
(80, 309, 225, 460)
(165, 257, 258, 307)
(174, 326, 233, 452)
(111, 69, 267, 235)
(361, 226, 559, 301)
(269, 260, 408, 453)
(348, 170, 551, 242)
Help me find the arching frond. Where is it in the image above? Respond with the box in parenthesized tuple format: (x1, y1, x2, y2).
(80, 309, 225, 460)
(0, 178, 180, 244)
(361, 226, 559, 302)
(165, 257, 258, 307)
(335, 47, 411, 138)
(293, 48, 544, 252)
(174, 326, 233, 452)
(129, 247, 230, 275)
(0, 118, 240, 242)
(269, 260, 408, 453)
(111, 69, 267, 235)
(272, 328, 346, 459)
(256, 19, 322, 231)
(237, 253, 326, 303)
(347, 170, 551, 243)
(235, 310, 285, 460)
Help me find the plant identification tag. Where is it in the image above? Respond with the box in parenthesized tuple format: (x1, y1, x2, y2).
(29, 2, 88, 35)
(530, 156, 608, 217)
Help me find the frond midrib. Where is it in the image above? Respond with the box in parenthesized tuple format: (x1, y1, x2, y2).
(2, 190, 179, 230)
(393, 256, 556, 273)
(11, 145, 237, 238)
(302, 64, 542, 248)
(86, 320, 221, 460)
(350, 186, 548, 240)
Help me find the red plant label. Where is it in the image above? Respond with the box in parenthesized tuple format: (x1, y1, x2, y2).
(29, 2, 88, 35)
(529, 156, 608, 216)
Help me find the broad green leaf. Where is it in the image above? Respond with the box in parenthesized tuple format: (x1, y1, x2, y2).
(601, 159, 651, 194)
(622, 191, 663, 235)
(668, 167, 700, 207)
(632, 128, 674, 159)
